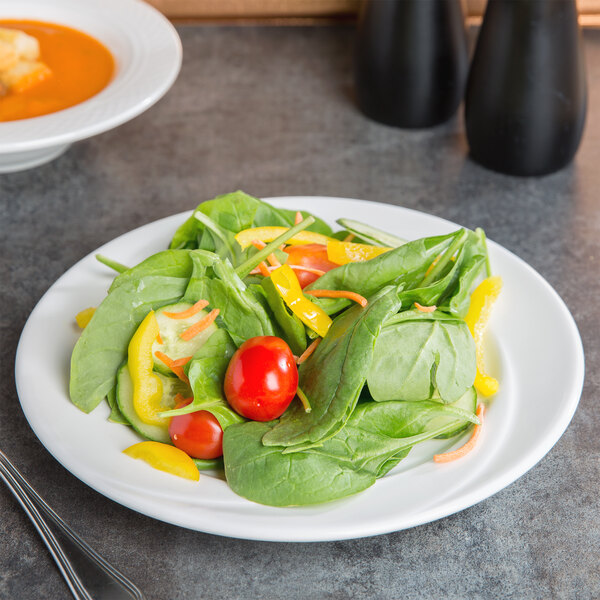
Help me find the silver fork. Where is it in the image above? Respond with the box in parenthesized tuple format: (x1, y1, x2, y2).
(0, 449, 146, 600)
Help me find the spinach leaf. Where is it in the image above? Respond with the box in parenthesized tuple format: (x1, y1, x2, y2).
(396, 245, 466, 309)
(439, 254, 486, 317)
(169, 191, 332, 249)
(305, 230, 462, 315)
(193, 458, 224, 471)
(437, 229, 488, 318)
(321, 396, 479, 478)
(108, 250, 193, 293)
(226, 421, 375, 506)
(260, 277, 307, 355)
(70, 272, 191, 413)
(224, 398, 478, 506)
(367, 310, 476, 403)
(262, 285, 401, 450)
(95, 254, 128, 274)
(396, 229, 485, 311)
(170, 191, 258, 250)
(183, 250, 275, 346)
(106, 387, 129, 425)
(429, 387, 477, 440)
(246, 283, 287, 341)
(254, 205, 333, 236)
(193, 211, 247, 267)
(336, 218, 407, 247)
(160, 330, 244, 430)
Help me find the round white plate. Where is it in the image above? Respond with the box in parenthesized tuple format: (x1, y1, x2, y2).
(0, 0, 181, 172)
(15, 197, 584, 542)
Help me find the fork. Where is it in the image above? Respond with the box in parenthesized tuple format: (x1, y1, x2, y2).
(0, 449, 146, 600)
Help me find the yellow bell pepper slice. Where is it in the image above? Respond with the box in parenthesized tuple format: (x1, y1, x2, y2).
(75, 307, 96, 329)
(123, 441, 199, 481)
(128, 311, 165, 426)
(235, 226, 335, 250)
(465, 276, 503, 397)
(270, 264, 332, 338)
(327, 240, 392, 265)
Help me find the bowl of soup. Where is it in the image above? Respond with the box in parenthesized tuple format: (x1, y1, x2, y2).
(0, 0, 181, 172)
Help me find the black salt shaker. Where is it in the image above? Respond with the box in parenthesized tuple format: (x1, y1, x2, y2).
(354, 0, 468, 128)
(465, 0, 587, 176)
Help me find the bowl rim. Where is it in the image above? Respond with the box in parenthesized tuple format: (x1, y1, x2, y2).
(0, 0, 182, 153)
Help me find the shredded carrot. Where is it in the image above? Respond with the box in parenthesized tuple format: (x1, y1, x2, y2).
(415, 302, 436, 313)
(156, 332, 163, 345)
(433, 404, 485, 463)
(171, 356, 192, 367)
(305, 289, 368, 307)
(296, 386, 312, 413)
(294, 211, 303, 225)
(289, 265, 325, 277)
(163, 299, 209, 320)
(343, 233, 355, 242)
(297, 338, 321, 364)
(154, 351, 189, 384)
(253, 264, 325, 277)
(267, 254, 281, 268)
(258, 261, 271, 277)
(173, 393, 193, 408)
(180, 309, 220, 341)
(252, 239, 281, 267)
(252, 240, 281, 267)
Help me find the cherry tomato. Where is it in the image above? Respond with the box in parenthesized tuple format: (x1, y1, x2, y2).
(168, 399, 223, 459)
(283, 244, 339, 288)
(224, 336, 298, 421)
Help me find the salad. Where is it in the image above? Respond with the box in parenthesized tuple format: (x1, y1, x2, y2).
(69, 191, 501, 507)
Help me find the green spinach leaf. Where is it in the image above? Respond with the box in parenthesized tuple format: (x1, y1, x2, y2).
(305, 230, 462, 315)
(193, 211, 247, 267)
(169, 190, 332, 249)
(183, 250, 275, 346)
(224, 398, 478, 506)
(70, 271, 191, 413)
(437, 230, 488, 317)
(367, 310, 476, 403)
(106, 387, 129, 425)
(262, 285, 401, 450)
(107, 250, 192, 293)
(336, 218, 407, 247)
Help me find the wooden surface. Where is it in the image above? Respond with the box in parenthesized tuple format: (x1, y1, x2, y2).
(146, 0, 600, 20)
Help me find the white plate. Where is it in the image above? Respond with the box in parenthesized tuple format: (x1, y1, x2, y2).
(15, 197, 584, 542)
(0, 0, 181, 172)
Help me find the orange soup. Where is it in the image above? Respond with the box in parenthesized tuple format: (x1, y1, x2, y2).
(0, 20, 114, 122)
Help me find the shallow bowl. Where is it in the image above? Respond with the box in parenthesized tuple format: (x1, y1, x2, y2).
(0, 0, 181, 173)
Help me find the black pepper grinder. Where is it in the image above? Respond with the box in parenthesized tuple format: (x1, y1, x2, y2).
(354, 0, 468, 128)
(465, 0, 587, 176)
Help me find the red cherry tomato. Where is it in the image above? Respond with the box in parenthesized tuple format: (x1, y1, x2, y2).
(168, 399, 223, 459)
(224, 336, 298, 422)
(283, 244, 338, 288)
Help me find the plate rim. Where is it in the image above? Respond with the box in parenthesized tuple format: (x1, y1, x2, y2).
(14, 196, 585, 541)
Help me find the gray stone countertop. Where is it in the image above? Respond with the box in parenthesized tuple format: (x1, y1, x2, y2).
(1, 24, 598, 600)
